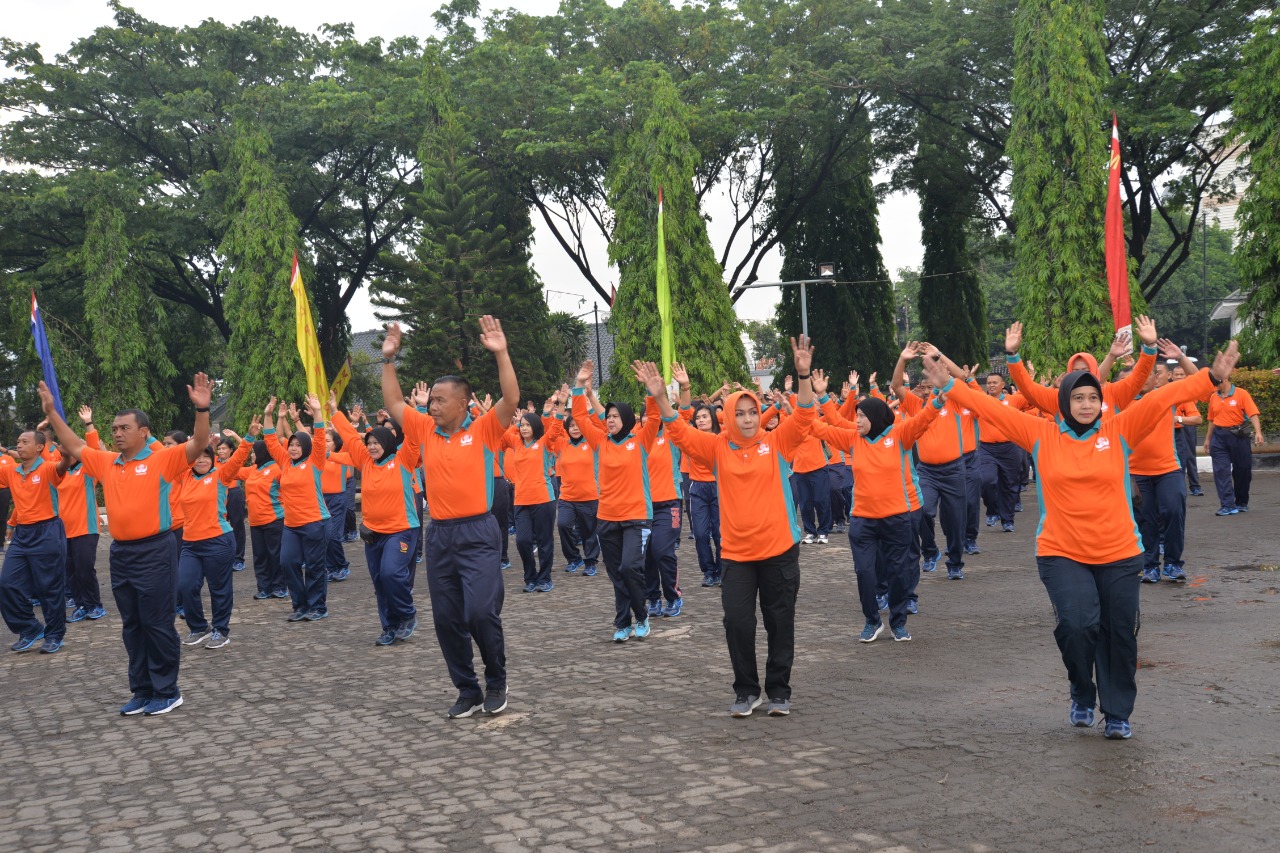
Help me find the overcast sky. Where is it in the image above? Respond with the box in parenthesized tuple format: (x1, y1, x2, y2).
(5, 1, 923, 331)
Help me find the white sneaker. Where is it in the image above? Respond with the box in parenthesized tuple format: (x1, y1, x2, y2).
(802, 534, 815, 545)
(815, 535, 828, 544)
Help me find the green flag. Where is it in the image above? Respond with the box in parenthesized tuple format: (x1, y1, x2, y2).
(656, 187, 674, 382)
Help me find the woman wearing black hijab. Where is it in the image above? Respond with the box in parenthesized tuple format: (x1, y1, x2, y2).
(926, 339, 1240, 740)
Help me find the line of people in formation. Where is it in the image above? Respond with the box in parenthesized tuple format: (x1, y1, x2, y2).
(0, 313, 1258, 738)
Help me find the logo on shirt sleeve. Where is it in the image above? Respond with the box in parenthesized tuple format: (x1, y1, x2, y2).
(1094, 436, 1111, 451)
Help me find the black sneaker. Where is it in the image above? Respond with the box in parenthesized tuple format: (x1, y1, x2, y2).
(374, 628, 396, 646)
(447, 696, 483, 719)
(483, 688, 508, 715)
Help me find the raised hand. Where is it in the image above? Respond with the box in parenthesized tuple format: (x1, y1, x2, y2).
(1026, 361, 1036, 381)
(811, 368, 829, 396)
(790, 333, 814, 375)
(412, 381, 430, 408)
(900, 342, 921, 361)
(247, 415, 263, 437)
(376, 408, 391, 424)
(671, 361, 690, 387)
(1109, 328, 1134, 358)
(304, 393, 322, 420)
(921, 349, 951, 388)
(288, 401, 300, 422)
(575, 359, 594, 387)
(849, 371, 859, 391)
(784, 374, 793, 392)
(631, 360, 666, 398)
(350, 404, 365, 423)
(78, 405, 93, 425)
(221, 428, 241, 442)
(1156, 338, 1183, 361)
(264, 396, 278, 418)
(382, 323, 402, 358)
(478, 315, 508, 353)
(328, 391, 339, 416)
(1135, 314, 1157, 347)
(188, 372, 213, 409)
(1005, 322, 1023, 354)
(868, 371, 878, 388)
(1210, 340, 1241, 383)
(37, 418, 49, 433)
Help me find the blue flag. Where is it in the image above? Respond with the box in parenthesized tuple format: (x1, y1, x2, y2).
(30, 291, 65, 419)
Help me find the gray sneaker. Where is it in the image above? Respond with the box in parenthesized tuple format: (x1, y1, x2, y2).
(767, 698, 791, 717)
(205, 630, 230, 649)
(182, 629, 212, 646)
(729, 694, 762, 717)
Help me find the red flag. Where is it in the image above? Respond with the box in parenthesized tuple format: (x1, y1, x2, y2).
(1105, 114, 1131, 334)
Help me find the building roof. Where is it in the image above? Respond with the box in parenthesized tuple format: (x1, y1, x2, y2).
(587, 321, 616, 387)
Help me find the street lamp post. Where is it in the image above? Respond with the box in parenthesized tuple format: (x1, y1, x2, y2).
(732, 262, 837, 339)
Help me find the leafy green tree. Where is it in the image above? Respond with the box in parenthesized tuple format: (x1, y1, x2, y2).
(742, 319, 784, 367)
(218, 123, 307, 424)
(774, 116, 897, 380)
(373, 106, 553, 398)
(81, 189, 178, 425)
(545, 311, 591, 385)
(603, 69, 749, 404)
(1232, 12, 1280, 365)
(1144, 215, 1236, 358)
(1008, 0, 1115, 366)
(913, 114, 988, 366)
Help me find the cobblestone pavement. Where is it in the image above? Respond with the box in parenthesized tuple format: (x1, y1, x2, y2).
(3, 474, 1278, 852)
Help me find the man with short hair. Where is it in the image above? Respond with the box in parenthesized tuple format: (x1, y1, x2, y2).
(0, 428, 67, 653)
(38, 374, 213, 716)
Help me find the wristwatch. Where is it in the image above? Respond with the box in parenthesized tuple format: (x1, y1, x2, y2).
(1176, 415, 1184, 424)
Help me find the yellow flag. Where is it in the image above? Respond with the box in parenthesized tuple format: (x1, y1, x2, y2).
(330, 356, 353, 403)
(290, 254, 328, 400)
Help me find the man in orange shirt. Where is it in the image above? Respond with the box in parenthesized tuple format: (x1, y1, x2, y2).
(1168, 363, 1205, 496)
(381, 316, 519, 719)
(1205, 371, 1264, 515)
(0, 428, 66, 653)
(58, 411, 107, 622)
(38, 374, 213, 716)
(978, 372, 1032, 532)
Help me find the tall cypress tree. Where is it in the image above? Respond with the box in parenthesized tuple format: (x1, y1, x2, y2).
(774, 116, 896, 380)
(604, 70, 749, 403)
(219, 122, 307, 425)
(373, 107, 553, 398)
(1008, 0, 1114, 366)
(82, 190, 177, 425)
(914, 114, 988, 367)
(1233, 12, 1280, 364)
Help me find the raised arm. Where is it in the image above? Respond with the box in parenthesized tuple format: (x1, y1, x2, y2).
(925, 355, 1043, 453)
(1116, 343, 1239, 446)
(380, 322, 409, 426)
(634, 360, 718, 467)
(1106, 315, 1158, 408)
(218, 432, 253, 485)
(479, 315, 520, 430)
(184, 372, 213, 464)
(36, 382, 85, 461)
(571, 360, 605, 449)
(1157, 338, 1199, 378)
(303, 393, 328, 469)
(672, 362, 693, 409)
(1004, 322, 1057, 414)
(330, 396, 372, 469)
(891, 343, 921, 400)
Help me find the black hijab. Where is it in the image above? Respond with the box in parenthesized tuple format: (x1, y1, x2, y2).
(1058, 370, 1104, 437)
(606, 402, 636, 441)
(288, 430, 312, 461)
(252, 439, 271, 467)
(856, 397, 895, 440)
(365, 425, 399, 460)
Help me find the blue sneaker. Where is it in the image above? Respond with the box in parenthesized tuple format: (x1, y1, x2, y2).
(69, 607, 90, 623)
(10, 631, 44, 653)
(661, 598, 683, 617)
(565, 560, 580, 574)
(394, 616, 418, 641)
(634, 618, 651, 640)
(500, 560, 512, 570)
(1002, 522, 1015, 533)
(522, 582, 536, 593)
(535, 581, 554, 593)
(647, 599, 662, 617)
(876, 593, 888, 612)
(143, 694, 184, 716)
(1163, 565, 1187, 582)
(583, 564, 598, 577)
(272, 589, 289, 599)
(175, 605, 185, 618)
(906, 599, 919, 615)
(947, 567, 965, 580)
(859, 621, 883, 643)
(232, 561, 246, 572)
(892, 625, 912, 642)
(1069, 701, 1095, 728)
(964, 541, 980, 555)
(1215, 506, 1238, 516)
(507, 525, 516, 536)
(1237, 505, 1249, 513)
(375, 628, 396, 646)
(1104, 717, 1132, 740)
(40, 637, 64, 654)
(921, 557, 937, 573)
(1141, 567, 1160, 584)
(330, 567, 350, 582)
(303, 610, 328, 621)
(120, 695, 150, 716)
(613, 626, 632, 643)
(1014, 502, 1023, 513)
(86, 606, 107, 620)
(66, 596, 76, 608)
(254, 590, 271, 600)
(985, 515, 998, 527)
